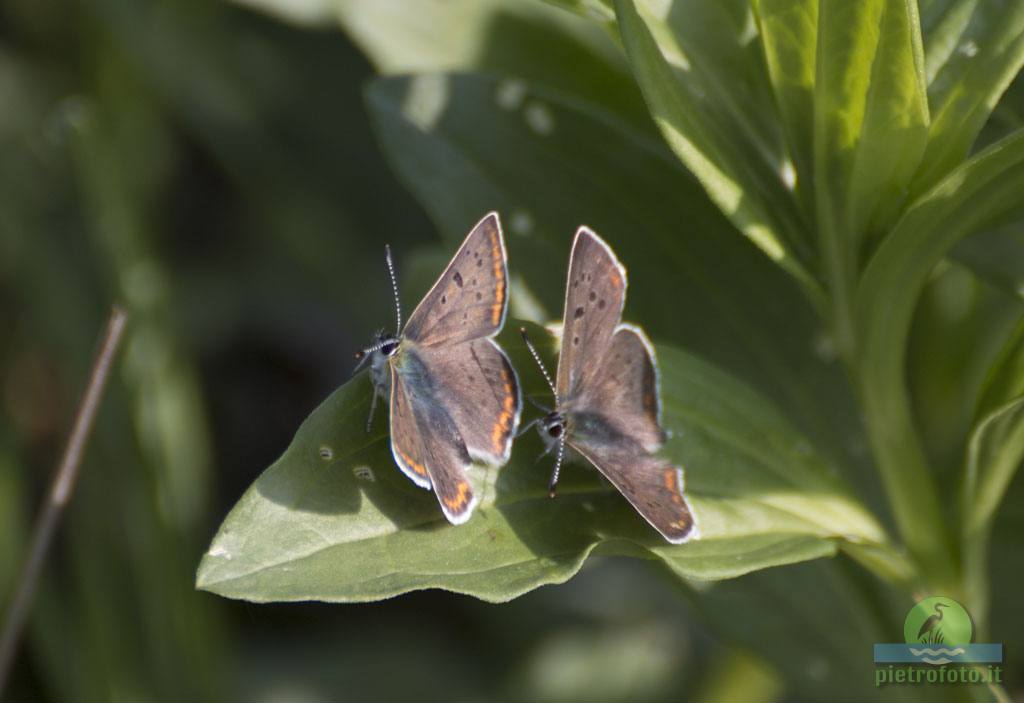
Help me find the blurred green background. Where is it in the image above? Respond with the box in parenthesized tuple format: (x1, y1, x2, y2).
(0, 0, 732, 701)
(3, 0, 1024, 701)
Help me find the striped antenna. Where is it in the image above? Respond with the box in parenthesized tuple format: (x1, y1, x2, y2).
(384, 244, 402, 334)
(519, 328, 558, 404)
(548, 437, 565, 498)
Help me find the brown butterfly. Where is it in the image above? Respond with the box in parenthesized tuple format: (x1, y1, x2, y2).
(356, 213, 521, 524)
(521, 227, 698, 543)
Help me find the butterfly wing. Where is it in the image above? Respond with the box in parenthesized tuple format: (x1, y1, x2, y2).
(391, 356, 479, 524)
(575, 324, 664, 453)
(419, 338, 521, 464)
(388, 365, 432, 489)
(413, 399, 478, 525)
(571, 435, 697, 544)
(556, 227, 627, 403)
(401, 212, 508, 348)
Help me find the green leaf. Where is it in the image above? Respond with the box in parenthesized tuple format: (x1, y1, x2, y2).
(196, 327, 887, 603)
(330, 0, 649, 128)
(365, 72, 876, 501)
(962, 395, 1024, 630)
(857, 127, 1024, 580)
(612, 0, 820, 299)
(916, 0, 1024, 193)
(814, 0, 930, 256)
(752, 0, 818, 220)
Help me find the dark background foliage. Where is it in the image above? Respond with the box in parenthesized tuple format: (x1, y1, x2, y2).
(3, 0, 1024, 701)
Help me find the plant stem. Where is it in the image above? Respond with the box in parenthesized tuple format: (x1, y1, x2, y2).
(0, 307, 128, 696)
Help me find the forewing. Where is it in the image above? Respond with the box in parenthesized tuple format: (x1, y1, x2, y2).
(419, 338, 521, 464)
(401, 212, 508, 347)
(388, 366, 432, 489)
(556, 227, 627, 403)
(572, 440, 698, 544)
(576, 325, 664, 453)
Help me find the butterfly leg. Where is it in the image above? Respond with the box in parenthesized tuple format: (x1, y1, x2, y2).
(365, 385, 380, 434)
(516, 416, 540, 438)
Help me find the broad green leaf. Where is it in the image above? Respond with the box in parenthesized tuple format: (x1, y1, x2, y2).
(752, 0, 818, 220)
(365, 72, 878, 503)
(857, 127, 1024, 575)
(814, 0, 930, 257)
(612, 0, 820, 299)
(330, 0, 649, 128)
(962, 396, 1024, 629)
(915, 0, 1024, 193)
(196, 328, 887, 603)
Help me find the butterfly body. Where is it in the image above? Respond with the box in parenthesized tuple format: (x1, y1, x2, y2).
(359, 213, 521, 525)
(526, 227, 698, 544)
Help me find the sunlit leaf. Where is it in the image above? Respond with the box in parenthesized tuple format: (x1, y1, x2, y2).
(612, 0, 819, 297)
(815, 0, 930, 253)
(196, 326, 887, 603)
(752, 0, 818, 220)
(916, 0, 1024, 192)
(329, 0, 649, 127)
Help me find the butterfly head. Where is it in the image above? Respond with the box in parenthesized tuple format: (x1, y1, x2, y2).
(375, 330, 401, 358)
(540, 410, 566, 441)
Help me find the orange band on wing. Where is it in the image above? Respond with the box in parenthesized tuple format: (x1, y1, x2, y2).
(664, 468, 685, 504)
(444, 480, 472, 511)
(398, 447, 428, 476)
(490, 367, 516, 454)
(490, 230, 505, 326)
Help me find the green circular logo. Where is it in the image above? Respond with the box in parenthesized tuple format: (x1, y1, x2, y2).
(904, 597, 973, 645)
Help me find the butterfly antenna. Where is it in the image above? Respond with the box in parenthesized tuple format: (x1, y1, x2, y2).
(384, 244, 402, 334)
(519, 328, 558, 404)
(548, 437, 565, 498)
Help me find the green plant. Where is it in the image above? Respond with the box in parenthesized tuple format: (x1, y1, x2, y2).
(197, 0, 1024, 698)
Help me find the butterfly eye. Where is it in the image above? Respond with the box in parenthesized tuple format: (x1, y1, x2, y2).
(547, 424, 563, 439)
(381, 341, 399, 356)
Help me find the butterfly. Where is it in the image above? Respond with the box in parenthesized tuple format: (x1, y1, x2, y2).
(355, 212, 521, 524)
(520, 226, 698, 543)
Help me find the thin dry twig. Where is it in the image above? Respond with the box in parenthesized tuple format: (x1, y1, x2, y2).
(0, 307, 128, 696)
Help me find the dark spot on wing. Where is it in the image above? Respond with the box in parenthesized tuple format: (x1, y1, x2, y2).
(574, 306, 584, 319)
(442, 295, 447, 304)
(589, 291, 597, 302)
(454, 271, 464, 288)
(472, 277, 478, 286)
(598, 298, 606, 309)
(476, 291, 482, 300)
(573, 336, 579, 346)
